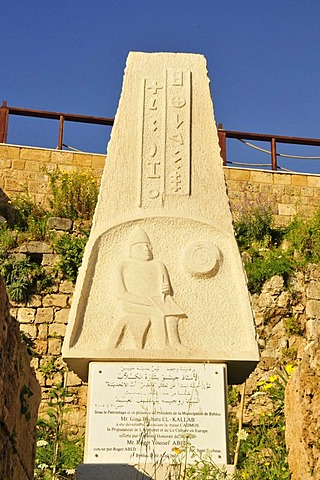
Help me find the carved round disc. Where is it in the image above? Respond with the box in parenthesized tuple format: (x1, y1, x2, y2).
(184, 242, 221, 274)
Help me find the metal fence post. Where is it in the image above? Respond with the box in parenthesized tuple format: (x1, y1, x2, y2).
(0, 101, 9, 144)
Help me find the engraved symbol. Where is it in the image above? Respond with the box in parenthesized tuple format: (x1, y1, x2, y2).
(148, 98, 158, 110)
(172, 71, 183, 86)
(172, 96, 186, 108)
(176, 114, 184, 129)
(149, 144, 157, 157)
(153, 120, 158, 131)
(169, 133, 184, 145)
(147, 81, 163, 94)
(183, 242, 221, 275)
(170, 171, 182, 192)
(147, 159, 160, 178)
(149, 189, 160, 199)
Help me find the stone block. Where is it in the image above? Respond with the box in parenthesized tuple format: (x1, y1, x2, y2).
(43, 294, 68, 308)
(66, 370, 82, 387)
(18, 241, 53, 254)
(249, 171, 274, 184)
(228, 168, 251, 181)
(55, 308, 70, 324)
(7, 146, 21, 159)
(48, 337, 62, 355)
(273, 173, 292, 185)
(307, 283, 320, 300)
(34, 339, 47, 355)
(51, 151, 74, 165)
(4, 178, 25, 191)
(0, 158, 12, 169)
(17, 170, 37, 182)
(35, 307, 54, 324)
(291, 175, 308, 186)
(26, 295, 42, 307)
(19, 324, 37, 338)
(28, 180, 50, 194)
(278, 204, 296, 216)
(47, 216, 73, 231)
(73, 154, 92, 167)
(17, 308, 35, 324)
(300, 187, 314, 197)
(307, 175, 320, 187)
(38, 323, 48, 340)
(59, 280, 74, 294)
(11, 159, 26, 170)
(42, 253, 60, 266)
(92, 155, 106, 169)
(49, 323, 66, 337)
(306, 300, 320, 319)
(25, 160, 41, 171)
(20, 147, 51, 161)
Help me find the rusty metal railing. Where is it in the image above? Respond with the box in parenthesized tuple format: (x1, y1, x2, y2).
(0, 101, 114, 150)
(217, 123, 320, 171)
(2, 101, 320, 171)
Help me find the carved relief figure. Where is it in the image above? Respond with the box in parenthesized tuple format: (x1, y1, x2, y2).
(108, 226, 187, 350)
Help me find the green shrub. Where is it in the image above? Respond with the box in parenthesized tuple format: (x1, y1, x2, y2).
(283, 316, 302, 336)
(52, 233, 88, 283)
(47, 169, 98, 220)
(0, 255, 53, 302)
(35, 380, 84, 479)
(9, 194, 49, 240)
(244, 249, 295, 294)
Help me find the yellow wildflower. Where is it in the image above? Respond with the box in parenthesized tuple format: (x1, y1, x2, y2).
(172, 447, 182, 455)
(285, 364, 296, 375)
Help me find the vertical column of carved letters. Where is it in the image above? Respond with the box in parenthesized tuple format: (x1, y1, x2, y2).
(166, 70, 191, 196)
(140, 78, 166, 207)
(139, 70, 191, 207)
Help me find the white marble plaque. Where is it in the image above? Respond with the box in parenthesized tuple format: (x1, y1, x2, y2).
(85, 362, 228, 465)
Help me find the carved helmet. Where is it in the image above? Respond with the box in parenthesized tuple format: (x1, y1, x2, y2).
(127, 226, 151, 246)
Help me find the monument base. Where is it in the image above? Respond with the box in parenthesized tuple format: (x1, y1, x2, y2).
(76, 463, 235, 480)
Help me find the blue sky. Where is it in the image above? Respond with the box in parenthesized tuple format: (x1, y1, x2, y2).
(1, 1, 320, 172)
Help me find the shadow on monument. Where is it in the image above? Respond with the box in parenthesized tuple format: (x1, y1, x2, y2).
(77, 464, 154, 480)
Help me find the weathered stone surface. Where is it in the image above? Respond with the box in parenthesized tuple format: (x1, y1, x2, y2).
(18, 241, 53, 254)
(55, 308, 70, 324)
(0, 278, 40, 480)
(35, 307, 54, 324)
(47, 216, 73, 231)
(49, 323, 66, 337)
(63, 52, 259, 384)
(306, 300, 320, 319)
(285, 341, 320, 479)
(59, 279, 74, 293)
(48, 337, 62, 355)
(17, 308, 36, 324)
(43, 293, 68, 308)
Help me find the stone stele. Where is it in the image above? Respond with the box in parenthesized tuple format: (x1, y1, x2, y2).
(62, 52, 259, 384)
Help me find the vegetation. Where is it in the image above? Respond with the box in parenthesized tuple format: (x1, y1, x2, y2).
(47, 169, 99, 220)
(51, 233, 88, 283)
(35, 377, 84, 480)
(0, 255, 53, 302)
(234, 198, 320, 293)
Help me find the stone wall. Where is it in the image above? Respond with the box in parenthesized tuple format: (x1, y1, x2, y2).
(285, 265, 320, 480)
(1, 144, 320, 224)
(0, 276, 41, 480)
(0, 144, 105, 206)
(224, 167, 320, 226)
(8, 238, 87, 434)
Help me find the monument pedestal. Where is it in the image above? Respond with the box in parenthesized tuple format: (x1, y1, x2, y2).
(77, 362, 235, 480)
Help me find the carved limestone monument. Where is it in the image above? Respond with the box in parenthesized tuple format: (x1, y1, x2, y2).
(62, 52, 259, 384)
(63, 52, 259, 478)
